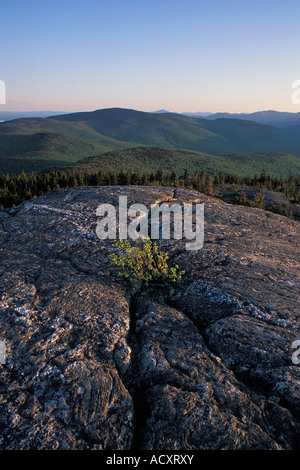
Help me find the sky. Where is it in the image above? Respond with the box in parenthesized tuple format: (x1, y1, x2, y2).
(1, 0, 300, 114)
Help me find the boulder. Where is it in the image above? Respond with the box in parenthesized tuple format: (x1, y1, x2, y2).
(0, 186, 299, 450)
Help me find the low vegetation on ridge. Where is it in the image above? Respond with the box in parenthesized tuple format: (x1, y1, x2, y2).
(0, 165, 299, 219)
(110, 238, 185, 290)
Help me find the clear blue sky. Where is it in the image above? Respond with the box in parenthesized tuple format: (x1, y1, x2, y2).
(1, 0, 300, 113)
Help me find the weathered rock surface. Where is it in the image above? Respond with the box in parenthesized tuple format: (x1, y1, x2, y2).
(215, 185, 300, 219)
(0, 186, 299, 450)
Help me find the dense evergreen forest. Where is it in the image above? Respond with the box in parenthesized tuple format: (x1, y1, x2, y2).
(0, 167, 299, 219)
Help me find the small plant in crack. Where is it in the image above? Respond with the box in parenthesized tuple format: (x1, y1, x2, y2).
(109, 238, 185, 290)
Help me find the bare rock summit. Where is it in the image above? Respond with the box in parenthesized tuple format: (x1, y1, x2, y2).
(0, 186, 299, 450)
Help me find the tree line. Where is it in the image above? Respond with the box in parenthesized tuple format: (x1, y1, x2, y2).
(0, 167, 299, 217)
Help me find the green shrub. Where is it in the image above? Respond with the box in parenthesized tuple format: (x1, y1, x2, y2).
(109, 238, 185, 289)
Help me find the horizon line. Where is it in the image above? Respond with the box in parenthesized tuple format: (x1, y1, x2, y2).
(1, 107, 300, 115)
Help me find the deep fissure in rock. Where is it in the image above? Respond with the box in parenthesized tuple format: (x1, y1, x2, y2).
(124, 292, 150, 450)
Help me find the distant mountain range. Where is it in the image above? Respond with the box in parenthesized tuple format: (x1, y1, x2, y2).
(50, 107, 300, 156)
(0, 111, 66, 122)
(2, 108, 300, 129)
(0, 107, 300, 176)
(205, 110, 300, 131)
(182, 112, 213, 118)
(152, 109, 300, 131)
(152, 109, 300, 130)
